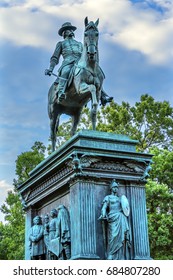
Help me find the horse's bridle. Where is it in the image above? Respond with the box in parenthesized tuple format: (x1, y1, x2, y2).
(84, 26, 98, 60)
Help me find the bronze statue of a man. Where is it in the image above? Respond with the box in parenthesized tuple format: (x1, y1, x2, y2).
(45, 21, 113, 105)
(43, 214, 50, 259)
(49, 208, 58, 241)
(56, 205, 71, 260)
(45, 22, 83, 102)
(48, 208, 58, 260)
(48, 206, 71, 260)
(29, 216, 45, 260)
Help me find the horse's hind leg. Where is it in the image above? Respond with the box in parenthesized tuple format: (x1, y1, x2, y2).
(55, 114, 60, 144)
(50, 118, 56, 152)
(71, 112, 81, 136)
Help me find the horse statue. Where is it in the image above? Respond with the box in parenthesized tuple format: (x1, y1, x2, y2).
(47, 17, 107, 152)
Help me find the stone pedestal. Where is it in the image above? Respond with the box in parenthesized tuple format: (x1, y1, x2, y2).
(18, 130, 152, 260)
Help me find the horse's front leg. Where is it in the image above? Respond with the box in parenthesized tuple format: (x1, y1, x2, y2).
(90, 104, 98, 130)
(90, 85, 98, 106)
(49, 112, 60, 152)
(89, 85, 98, 130)
(77, 82, 98, 130)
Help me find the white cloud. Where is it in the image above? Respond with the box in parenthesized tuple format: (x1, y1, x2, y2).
(101, 0, 173, 65)
(0, 6, 56, 49)
(0, 0, 173, 65)
(0, 180, 12, 196)
(112, 16, 173, 64)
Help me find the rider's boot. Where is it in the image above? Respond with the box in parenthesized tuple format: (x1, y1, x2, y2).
(56, 77, 68, 103)
(100, 89, 113, 106)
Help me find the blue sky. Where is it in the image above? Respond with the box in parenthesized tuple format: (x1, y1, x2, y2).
(0, 0, 173, 221)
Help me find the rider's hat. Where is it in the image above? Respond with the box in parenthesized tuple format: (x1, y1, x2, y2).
(58, 22, 77, 36)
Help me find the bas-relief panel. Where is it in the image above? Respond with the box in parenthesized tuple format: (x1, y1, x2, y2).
(37, 192, 70, 218)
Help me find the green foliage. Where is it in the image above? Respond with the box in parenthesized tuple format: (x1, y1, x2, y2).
(97, 94, 173, 151)
(0, 190, 25, 259)
(146, 146, 173, 259)
(146, 180, 173, 259)
(56, 94, 173, 153)
(131, 95, 173, 151)
(149, 147, 173, 190)
(14, 141, 46, 186)
(97, 101, 134, 135)
(0, 142, 46, 260)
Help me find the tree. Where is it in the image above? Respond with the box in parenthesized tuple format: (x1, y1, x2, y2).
(146, 180, 173, 259)
(149, 147, 173, 190)
(145, 146, 173, 259)
(53, 94, 173, 152)
(0, 142, 46, 260)
(131, 95, 173, 151)
(97, 94, 173, 151)
(14, 141, 46, 186)
(0, 191, 25, 259)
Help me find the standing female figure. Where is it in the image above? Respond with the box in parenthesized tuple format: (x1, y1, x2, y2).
(99, 180, 131, 260)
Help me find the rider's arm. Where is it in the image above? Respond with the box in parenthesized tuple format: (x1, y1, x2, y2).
(98, 196, 109, 220)
(49, 41, 62, 71)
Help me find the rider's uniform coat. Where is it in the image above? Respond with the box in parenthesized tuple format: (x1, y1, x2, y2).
(50, 37, 83, 74)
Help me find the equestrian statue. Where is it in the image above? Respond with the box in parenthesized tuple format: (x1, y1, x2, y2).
(45, 17, 113, 152)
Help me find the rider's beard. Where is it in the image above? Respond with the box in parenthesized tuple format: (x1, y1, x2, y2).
(63, 30, 75, 39)
(69, 32, 74, 38)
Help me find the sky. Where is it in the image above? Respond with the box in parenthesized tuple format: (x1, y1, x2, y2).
(0, 0, 173, 222)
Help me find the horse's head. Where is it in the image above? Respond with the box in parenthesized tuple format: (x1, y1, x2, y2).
(84, 17, 99, 61)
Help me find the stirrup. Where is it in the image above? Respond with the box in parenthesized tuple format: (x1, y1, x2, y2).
(58, 92, 65, 103)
